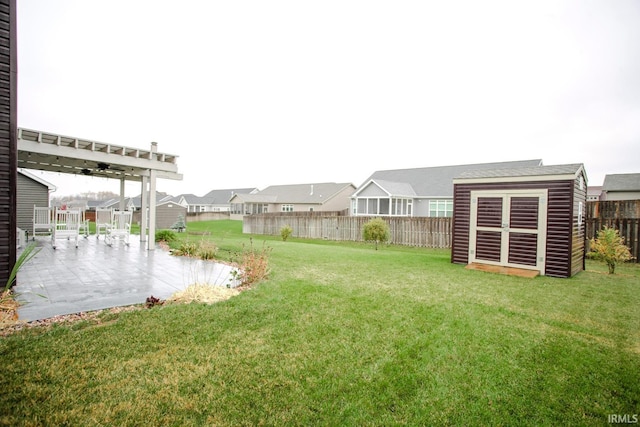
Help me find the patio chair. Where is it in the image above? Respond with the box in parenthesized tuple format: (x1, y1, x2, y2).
(32, 205, 53, 240)
(95, 208, 113, 239)
(105, 210, 132, 246)
(51, 208, 81, 249)
(78, 209, 90, 238)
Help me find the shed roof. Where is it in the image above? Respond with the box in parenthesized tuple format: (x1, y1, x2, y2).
(602, 173, 640, 191)
(454, 163, 585, 182)
(361, 159, 543, 198)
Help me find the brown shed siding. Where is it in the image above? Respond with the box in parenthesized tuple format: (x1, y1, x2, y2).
(452, 179, 580, 278)
(0, 0, 16, 287)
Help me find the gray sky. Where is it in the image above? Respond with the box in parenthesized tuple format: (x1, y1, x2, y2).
(17, 0, 640, 197)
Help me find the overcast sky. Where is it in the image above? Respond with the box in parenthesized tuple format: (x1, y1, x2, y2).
(17, 0, 640, 197)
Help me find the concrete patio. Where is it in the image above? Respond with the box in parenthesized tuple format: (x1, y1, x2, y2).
(14, 235, 238, 321)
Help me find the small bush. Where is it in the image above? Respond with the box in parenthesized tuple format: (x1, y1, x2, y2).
(155, 229, 177, 243)
(588, 226, 634, 274)
(363, 217, 390, 250)
(235, 239, 272, 286)
(197, 241, 218, 260)
(174, 242, 198, 257)
(280, 225, 293, 241)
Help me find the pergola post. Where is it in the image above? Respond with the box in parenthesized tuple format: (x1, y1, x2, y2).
(140, 175, 148, 244)
(148, 142, 157, 251)
(119, 177, 126, 211)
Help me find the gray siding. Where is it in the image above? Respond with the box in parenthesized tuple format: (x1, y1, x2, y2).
(156, 203, 187, 229)
(17, 172, 49, 232)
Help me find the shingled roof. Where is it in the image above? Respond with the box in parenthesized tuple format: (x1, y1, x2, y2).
(602, 173, 640, 192)
(361, 159, 543, 198)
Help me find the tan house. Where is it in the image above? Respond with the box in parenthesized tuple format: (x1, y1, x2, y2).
(229, 182, 356, 216)
(599, 173, 640, 201)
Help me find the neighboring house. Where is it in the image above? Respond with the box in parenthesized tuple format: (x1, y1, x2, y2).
(351, 159, 544, 217)
(587, 186, 603, 201)
(177, 188, 258, 213)
(17, 169, 56, 233)
(600, 173, 640, 201)
(97, 192, 172, 211)
(229, 183, 356, 215)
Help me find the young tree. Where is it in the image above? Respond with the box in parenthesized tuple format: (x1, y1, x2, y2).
(363, 217, 390, 250)
(588, 226, 634, 274)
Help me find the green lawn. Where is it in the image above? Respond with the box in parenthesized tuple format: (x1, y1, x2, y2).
(1, 220, 639, 426)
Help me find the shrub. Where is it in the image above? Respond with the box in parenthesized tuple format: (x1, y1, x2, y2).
(363, 217, 390, 250)
(280, 225, 293, 241)
(155, 229, 177, 243)
(174, 242, 198, 257)
(235, 239, 272, 286)
(197, 241, 218, 260)
(588, 226, 634, 274)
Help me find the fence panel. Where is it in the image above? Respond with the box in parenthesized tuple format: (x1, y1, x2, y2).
(243, 215, 453, 248)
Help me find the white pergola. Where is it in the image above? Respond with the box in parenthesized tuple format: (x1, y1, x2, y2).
(17, 128, 183, 250)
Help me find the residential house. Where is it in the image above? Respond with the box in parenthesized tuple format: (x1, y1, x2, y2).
(351, 159, 543, 217)
(229, 183, 356, 215)
(587, 186, 603, 201)
(17, 169, 56, 234)
(599, 173, 640, 201)
(178, 188, 258, 213)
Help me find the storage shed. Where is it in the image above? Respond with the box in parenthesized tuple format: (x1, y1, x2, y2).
(451, 164, 587, 278)
(133, 199, 188, 230)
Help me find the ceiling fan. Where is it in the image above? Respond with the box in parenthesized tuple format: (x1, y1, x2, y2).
(80, 162, 125, 176)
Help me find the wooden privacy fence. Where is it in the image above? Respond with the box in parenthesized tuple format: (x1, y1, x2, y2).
(243, 214, 452, 248)
(585, 200, 640, 263)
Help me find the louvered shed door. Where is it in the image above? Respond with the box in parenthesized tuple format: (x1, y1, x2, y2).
(469, 190, 548, 274)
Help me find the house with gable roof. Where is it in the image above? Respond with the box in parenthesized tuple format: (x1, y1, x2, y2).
(229, 183, 356, 215)
(178, 188, 258, 213)
(351, 159, 543, 217)
(600, 173, 640, 201)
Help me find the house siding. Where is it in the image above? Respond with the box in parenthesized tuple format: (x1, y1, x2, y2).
(0, 0, 16, 287)
(16, 172, 49, 232)
(452, 178, 583, 278)
(156, 203, 187, 229)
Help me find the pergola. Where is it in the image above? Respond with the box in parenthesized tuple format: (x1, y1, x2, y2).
(17, 128, 183, 250)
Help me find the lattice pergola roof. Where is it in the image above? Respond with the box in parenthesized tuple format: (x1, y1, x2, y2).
(17, 128, 182, 181)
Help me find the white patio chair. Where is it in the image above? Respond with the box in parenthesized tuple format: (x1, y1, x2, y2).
(105, 211, 132, 246)
(51, 208, 81, 249)
(95, 208, 113, 239)
(32, 205, 53, 240)
(78, 209, 90, 238)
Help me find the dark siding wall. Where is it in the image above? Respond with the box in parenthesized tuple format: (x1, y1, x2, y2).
(452, 180, 578, 278)
(16, 173, 49, 232)
(451, 184, 471, 264)
(0, 0, 16, 287)
(544, 180, 574, 278)
(571, 172, 587, 276)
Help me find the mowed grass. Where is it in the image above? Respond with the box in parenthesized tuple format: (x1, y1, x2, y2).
(1, 220, 639, 426)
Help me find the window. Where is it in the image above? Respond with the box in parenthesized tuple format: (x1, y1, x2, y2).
(281, 204, 293, 212)
(353, 197, 413, 216)
(578, 201, 583, 226)
(429, 200, 453, 217)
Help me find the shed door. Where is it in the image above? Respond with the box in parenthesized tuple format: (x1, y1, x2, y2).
(469, 190, 548, 274)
